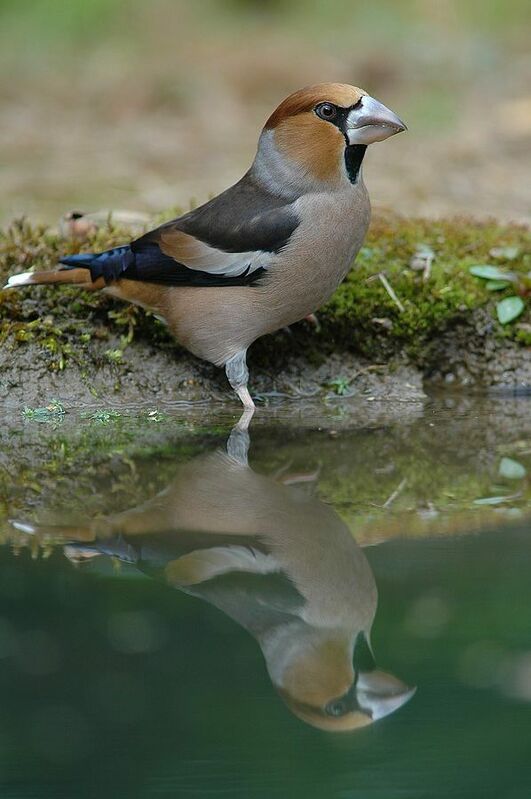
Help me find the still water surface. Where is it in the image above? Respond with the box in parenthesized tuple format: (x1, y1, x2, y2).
(0, 398, 530, 798)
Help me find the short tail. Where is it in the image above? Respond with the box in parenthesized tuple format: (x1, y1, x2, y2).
(3, 245, 132, 290)
(9, 519, 95, 541)
(9, 519, 138, 563)
(3, 267, 103, 290)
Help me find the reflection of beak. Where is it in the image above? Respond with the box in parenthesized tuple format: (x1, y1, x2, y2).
(357, 669, 416, 721)
(347, 95, 407, 145)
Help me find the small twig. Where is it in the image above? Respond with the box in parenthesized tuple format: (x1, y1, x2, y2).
(382, 477, 408, 509)
(273, 459, 294, 481)
(279, 467, 321, 486)
(350, 363, 386, 381)
(377, 272, 405, 313)
(422, 255, 433, 283)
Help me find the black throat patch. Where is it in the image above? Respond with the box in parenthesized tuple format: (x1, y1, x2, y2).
(344, 144, 367, 184)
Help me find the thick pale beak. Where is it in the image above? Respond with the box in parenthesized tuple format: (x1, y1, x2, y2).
(356, 669, 416, 721)
(347, 95, 407, 145)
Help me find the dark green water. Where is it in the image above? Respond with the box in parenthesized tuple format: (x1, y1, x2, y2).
(0, 398, 530, 798)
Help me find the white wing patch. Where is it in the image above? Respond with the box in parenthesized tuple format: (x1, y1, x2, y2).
(159, 228, 272, 278)
(179, 236, 271, 277)
(165, 545, 278, 587)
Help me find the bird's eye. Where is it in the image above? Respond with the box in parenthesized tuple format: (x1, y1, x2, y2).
(325, 699, 347, 717)
(316, 103, 338, 121)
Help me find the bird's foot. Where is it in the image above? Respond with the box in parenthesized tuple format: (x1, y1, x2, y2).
(227, 406, 254, 464)
(236, 385, 255, 411)
(305, 313, 320, 331)
(282, 313, 320, 336)
(225, 350, 255, 411)
(235, 404, 255, 432)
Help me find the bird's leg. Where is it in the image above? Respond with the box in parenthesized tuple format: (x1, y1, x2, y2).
(225, 350, 255, 410)
(226, 402, 255, 464)
(226, 419, 251, 465)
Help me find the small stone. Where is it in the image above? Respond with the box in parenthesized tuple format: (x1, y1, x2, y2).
(371, 317, 393, 330)
(93, 328, 109, 340)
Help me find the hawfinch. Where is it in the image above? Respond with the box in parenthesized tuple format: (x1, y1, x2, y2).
(4, 83, 406, 407)
(10, 423, 415, 731)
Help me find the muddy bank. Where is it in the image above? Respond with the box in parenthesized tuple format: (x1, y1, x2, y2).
(0, 336, 426, 408)
(1, 329, 529, 410)
(0, 214, 529, 407)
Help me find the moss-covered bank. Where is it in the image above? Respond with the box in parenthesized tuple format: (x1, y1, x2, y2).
(0, 213, 529, 406)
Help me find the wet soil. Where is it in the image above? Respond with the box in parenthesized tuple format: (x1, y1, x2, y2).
(1, 315, 529, 411)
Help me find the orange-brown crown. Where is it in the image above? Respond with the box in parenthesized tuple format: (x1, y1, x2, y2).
(265, 83, 365, 129)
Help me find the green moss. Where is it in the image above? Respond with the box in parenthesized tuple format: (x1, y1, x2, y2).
(0, 214, 529, 376)
(0, 217, 177, 375)
(0, 411, 227, 521)
(321, 215, 530, 361)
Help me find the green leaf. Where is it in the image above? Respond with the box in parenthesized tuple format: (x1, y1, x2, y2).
(328, 377, 350, 396)
(499, 457, 527, 480)
(496, 296, 525, 325)
(21, 399, 66, 423)
(90, 410, 122, 424)
(147, 409, 167, 422)
(485, 280, 511, 291)
(489, 246, 520, 261)
(469, 264, 513, 281)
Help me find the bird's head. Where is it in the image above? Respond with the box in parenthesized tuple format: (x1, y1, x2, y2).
(254, 82, 406, 194)
(274, 630, 415, 732)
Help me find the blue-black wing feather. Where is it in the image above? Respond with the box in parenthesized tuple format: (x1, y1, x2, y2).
(60, 243, 266, 287)
(59, 171, 299, 287)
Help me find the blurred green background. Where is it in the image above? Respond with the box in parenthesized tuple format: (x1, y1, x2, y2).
(0, 0, 529, 223)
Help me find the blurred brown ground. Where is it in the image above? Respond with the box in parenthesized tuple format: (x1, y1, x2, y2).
(0, 0, 530, 225)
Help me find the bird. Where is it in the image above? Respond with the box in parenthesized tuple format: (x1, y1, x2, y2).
(4, 83, 406, 409)
(9, 421, 415, 732)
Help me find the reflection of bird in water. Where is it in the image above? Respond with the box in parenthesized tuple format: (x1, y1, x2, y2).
(11, 421, 414, 732)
